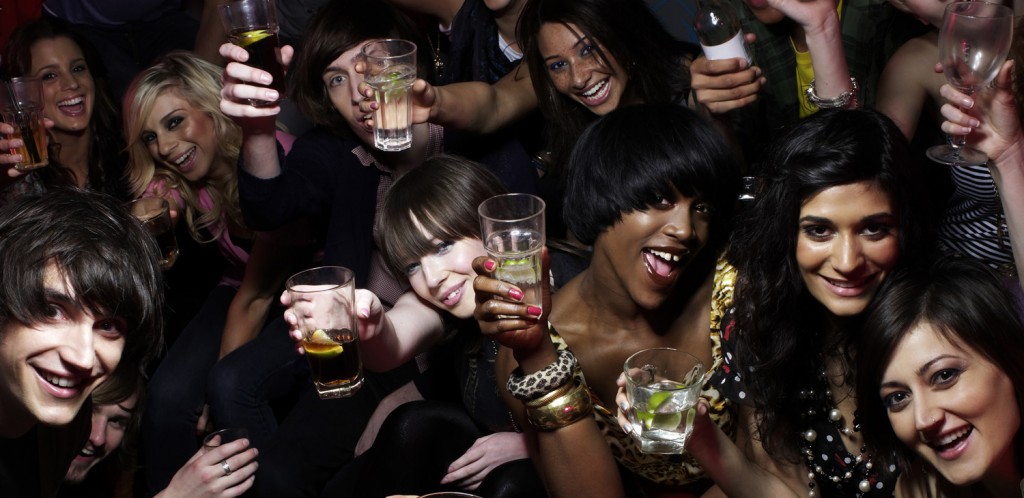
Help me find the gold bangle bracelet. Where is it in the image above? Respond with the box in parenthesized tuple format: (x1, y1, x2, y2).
(525, 380, 594, 431)
(524, 379, 575, 408)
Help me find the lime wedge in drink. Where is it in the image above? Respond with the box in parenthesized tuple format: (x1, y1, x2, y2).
(498, 257, 537, 285)
(646, 390, 683, 430)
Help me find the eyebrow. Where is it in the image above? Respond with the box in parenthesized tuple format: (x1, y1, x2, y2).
(879, 353, 962, 389)
(543, 35, 589, 63)
(43, 286, 77, 308)
(34, 58, 87, 74)
(916, 354, 959, 376)
(161, 108, 186, 122)
(798, 212, 895, 224)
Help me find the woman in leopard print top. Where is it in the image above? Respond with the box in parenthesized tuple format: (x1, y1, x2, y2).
(474, 103, 740, 497)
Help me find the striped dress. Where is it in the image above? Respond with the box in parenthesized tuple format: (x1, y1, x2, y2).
(938, 164, 1014, 272)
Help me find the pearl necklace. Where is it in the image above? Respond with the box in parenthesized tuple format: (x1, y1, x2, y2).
(799, 371, 878, 497)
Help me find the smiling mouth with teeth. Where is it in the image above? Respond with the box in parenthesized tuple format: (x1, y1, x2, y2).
(44, 373, 80, 388)
(57, 96, 85, 107)
(642, 248, 684, 279)
(174, 148, 195, 167)
(928, 426, 973, 451)
(582, 81, 606, 98)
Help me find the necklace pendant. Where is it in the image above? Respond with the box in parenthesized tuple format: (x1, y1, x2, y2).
(434, 56, 445, 79)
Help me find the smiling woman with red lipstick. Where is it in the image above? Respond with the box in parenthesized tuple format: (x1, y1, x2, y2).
(472, 103, 739, 497)
(0, 18, 130, 206)
(858, 257, 1024, 498)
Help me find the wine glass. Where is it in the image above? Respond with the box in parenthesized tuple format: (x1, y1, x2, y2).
(926, 1, 1013, 167)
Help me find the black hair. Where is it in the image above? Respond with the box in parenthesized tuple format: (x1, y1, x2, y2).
(858, 256, 1024, 476)
(0, 188, 164, 381)
(726, 108, 939, 461)
(291, 0, 429, 135)
(564, 103, 739, 246)
(3, 17, 130, 201)
(518, 0, 696, 182)
(378, 154, 506, 279)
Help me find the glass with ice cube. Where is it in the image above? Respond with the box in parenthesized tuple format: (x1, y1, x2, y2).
(624, 348, 705, 454)
(478, 193, 545, 309)
(362, 39, 417, 151)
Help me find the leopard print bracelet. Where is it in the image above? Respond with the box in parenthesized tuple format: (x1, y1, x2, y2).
(507, 349, 578, 402)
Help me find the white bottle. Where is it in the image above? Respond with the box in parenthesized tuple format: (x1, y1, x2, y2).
(693, 0, 752, 63)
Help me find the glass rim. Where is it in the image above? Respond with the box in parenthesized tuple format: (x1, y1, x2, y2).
(286, 265, 354, 293)
(360, 38, 418, 59)
(477, 193, 546, 223)
(623, 347, 705, 377)
(944, 1, 1013, 18)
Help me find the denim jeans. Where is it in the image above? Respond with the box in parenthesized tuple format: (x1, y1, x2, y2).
(142, 285, 238, 495)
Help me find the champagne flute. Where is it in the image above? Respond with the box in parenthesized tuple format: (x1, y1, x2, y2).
(926, 1, 1013, 167)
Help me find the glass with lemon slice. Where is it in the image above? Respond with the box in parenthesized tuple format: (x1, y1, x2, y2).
(624, 348, 705, 454)
(218, 0, 285, 106)
(286, 266, 363, 398)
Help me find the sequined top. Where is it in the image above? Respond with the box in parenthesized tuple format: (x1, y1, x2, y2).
(548, 257, 737, 488)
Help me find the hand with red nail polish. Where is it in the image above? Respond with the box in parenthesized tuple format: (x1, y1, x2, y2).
(471, 251, 551, 353)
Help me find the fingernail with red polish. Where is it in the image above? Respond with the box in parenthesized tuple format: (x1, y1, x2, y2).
(484, 260, 496, 272)
(527, 305, 542, 316)
(508, 288, 523, 301)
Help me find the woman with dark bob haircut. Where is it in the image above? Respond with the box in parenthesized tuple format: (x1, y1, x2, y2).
(684, 108, 943, 497)
(857, 256, 1024, 497)
(473, 103, 739, 497)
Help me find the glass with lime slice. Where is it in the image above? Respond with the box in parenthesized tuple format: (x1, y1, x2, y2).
(624, 348, 705, 454)
(218, 0, 285, 106)
(362, 39, 417, 151)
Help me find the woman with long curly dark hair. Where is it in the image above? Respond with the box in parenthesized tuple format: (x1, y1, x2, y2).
(686, 108, 942, 497)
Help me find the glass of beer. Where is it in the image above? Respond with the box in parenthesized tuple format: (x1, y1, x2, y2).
(218, 0, 285, 107)
(478, 194, 546, 310)
(0, 77, 48, 171)
(126, 197, 179, 271)
(623, 348, 705, 454)
(286, 266, 363, 399)
(361, 39, 417, 151)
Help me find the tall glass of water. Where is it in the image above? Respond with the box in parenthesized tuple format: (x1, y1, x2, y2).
(478, 194, 546, 310)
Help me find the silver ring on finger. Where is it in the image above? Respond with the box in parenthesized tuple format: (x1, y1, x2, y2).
(221, 460, 232, 476)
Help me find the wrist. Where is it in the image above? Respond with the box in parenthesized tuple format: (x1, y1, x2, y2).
(802, 9, 841, 40)
(991, 135, 1024, 171)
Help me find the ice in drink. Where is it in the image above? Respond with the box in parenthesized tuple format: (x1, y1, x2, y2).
(484, 228, 543, 308)
(365, 64, 415, 151)
(628, 379, 700, 454)
(303, 328, 363, 398)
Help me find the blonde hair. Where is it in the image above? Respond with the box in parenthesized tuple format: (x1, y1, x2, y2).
(123, 51, 245, 243)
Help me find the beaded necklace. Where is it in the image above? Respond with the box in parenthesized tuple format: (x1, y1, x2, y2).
(799, 369, 882, 497)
